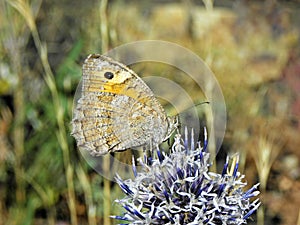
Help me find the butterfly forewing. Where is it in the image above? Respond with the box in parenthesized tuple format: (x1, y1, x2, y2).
(72, 54, 172, 156)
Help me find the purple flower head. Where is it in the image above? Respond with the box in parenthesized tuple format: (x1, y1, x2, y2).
(112, 128, 260, 225)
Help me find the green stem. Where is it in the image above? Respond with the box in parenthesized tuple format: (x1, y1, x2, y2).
(5, 1, 26, 205)
(13, 57, 26, 206)
(100, 0, 109, 52)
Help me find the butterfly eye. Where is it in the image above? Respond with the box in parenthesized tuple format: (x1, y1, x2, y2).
(104, 71, 114, 79)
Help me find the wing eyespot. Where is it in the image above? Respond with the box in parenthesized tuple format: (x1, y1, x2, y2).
(104, 71, 114, 79)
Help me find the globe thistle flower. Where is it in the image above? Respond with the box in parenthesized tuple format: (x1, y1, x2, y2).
(112, 128, 260, 225)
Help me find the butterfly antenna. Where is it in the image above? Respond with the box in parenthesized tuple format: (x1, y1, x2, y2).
(182, 101, 210, 114)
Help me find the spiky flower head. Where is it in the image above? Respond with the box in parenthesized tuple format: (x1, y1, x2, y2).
(112, 128, 260, 225)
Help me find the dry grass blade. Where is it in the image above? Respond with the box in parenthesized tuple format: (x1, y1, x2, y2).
(76, 165, 97, 225)
(250, 118, 285, 225)
(251, 119, 285, 191)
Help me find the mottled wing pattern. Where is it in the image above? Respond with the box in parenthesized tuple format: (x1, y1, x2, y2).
(71, 54, 170, 156)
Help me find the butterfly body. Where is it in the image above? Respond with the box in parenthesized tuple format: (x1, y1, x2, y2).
(72, 54, 174, 156)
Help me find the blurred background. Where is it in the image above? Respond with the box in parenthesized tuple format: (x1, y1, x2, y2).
(1, 0, 300, 224)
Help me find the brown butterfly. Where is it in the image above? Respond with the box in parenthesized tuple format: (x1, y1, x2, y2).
(71, 54, 176, 156)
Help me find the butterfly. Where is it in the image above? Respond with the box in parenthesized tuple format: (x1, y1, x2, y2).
(71, 54, 177, 156)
